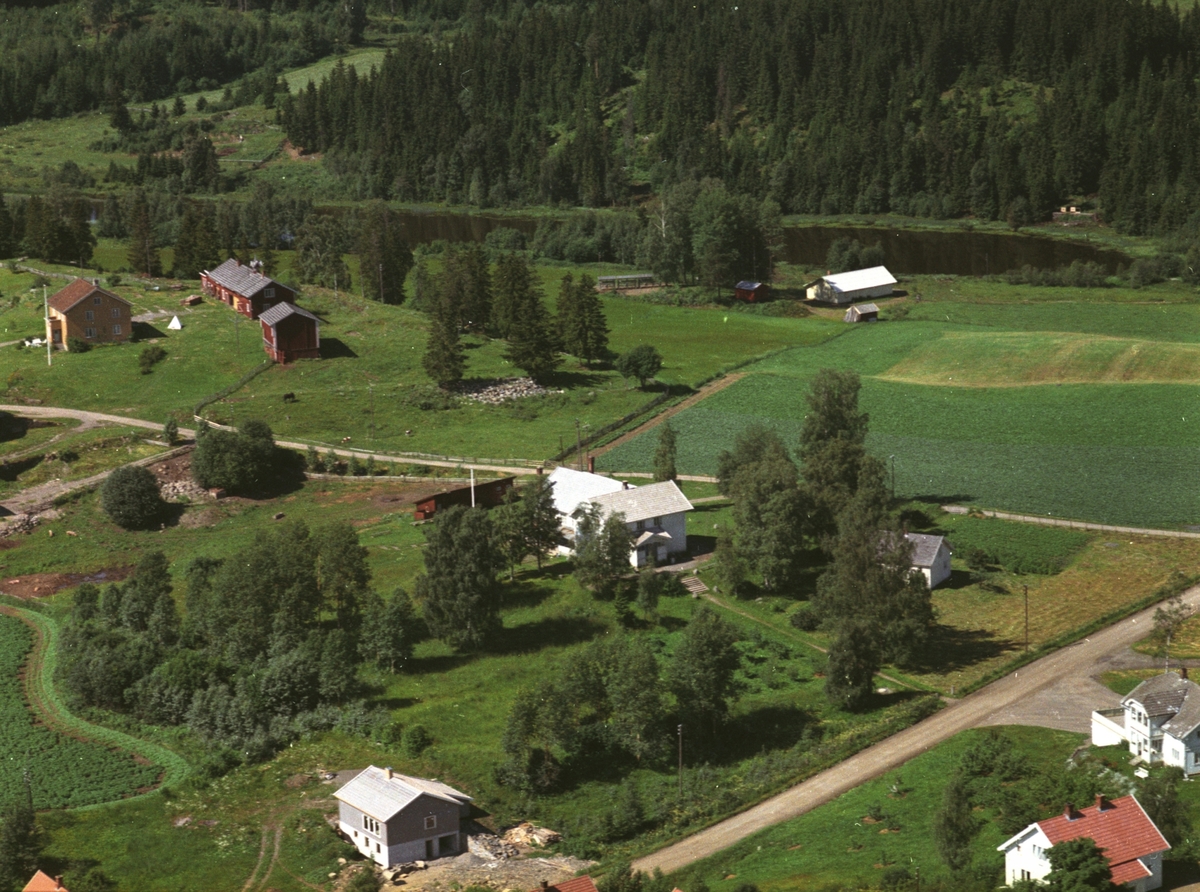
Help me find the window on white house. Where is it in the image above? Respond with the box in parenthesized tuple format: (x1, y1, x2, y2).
(85, 310, 94, 321)
(653, 517, 662, 525)
(424, 815, 437, 830)
(363, 815, 381, 835)
(84, 328, 96, 338)
(635, 520, 645, 531)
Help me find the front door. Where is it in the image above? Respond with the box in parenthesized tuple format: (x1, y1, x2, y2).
(425, 839, 435, 860)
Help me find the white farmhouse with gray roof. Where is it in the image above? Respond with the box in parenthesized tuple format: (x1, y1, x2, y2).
(334, 766, 472, 867)
(904, 532, 952, 589)
(589, 479, 694, 567)
(1092, 671, 1200, 775)
(547, 467, 625, 555)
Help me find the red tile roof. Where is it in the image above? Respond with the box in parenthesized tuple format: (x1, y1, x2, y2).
(533, 877, 599, 892)
(46, 278, 129, 313)
(23, 871, 68, 892)
(1038, 795, 1168, 885)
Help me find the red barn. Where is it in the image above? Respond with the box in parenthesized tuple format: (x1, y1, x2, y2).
(734, 281, 769, 302)
(413, 477, 516, 520)
(259, 302, 320, 362)
(201, 258, 298, 319)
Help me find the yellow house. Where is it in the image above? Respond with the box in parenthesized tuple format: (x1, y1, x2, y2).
(45, 279, 132, 350)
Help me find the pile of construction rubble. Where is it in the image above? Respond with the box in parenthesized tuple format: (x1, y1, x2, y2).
(502, 823, 562, 848)
(459, 378, 560, 404)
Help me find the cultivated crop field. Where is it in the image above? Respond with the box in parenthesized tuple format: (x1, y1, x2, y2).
(0, 612, 161, 808)
(600, 286, 1200, 528)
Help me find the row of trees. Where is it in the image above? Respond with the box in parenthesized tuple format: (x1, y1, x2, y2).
(715, 369, 934, 710)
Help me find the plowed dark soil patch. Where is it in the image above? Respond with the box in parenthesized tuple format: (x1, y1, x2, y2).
(1, 566, 133, 599)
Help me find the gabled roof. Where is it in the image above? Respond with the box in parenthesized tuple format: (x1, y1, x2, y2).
(822, 266, 897, 293)
(547, 467, 624, 518)
(1033, 796, 1169, 886)
(259, 301, 319, 327)
(1125, 671, 1195, 718)
(850, 303, 880, 314)
(23, 871, 68, 892)
(590, 480, 693, 524)
(203, 258, 291, 299)
(334, 766, 471, 823)
(47, 279, 130, 313)
(532, 877, 599, 892)
(905, 533, 950, 568)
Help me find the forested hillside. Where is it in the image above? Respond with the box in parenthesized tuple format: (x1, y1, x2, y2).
(279, 0, 1200, 233)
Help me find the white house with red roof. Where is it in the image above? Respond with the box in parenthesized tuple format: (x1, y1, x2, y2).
(997, 795, 1169, 891)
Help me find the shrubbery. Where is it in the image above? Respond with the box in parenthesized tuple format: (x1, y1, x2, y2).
(100, 465, 165, 530)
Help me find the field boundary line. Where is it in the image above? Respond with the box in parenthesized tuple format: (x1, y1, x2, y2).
(0, 605, 191, 805)
(942, 505, 1200, 538)
(592, 372, 748, 458)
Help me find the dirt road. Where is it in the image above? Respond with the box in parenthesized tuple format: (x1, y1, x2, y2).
(632, 584, 1200, 875)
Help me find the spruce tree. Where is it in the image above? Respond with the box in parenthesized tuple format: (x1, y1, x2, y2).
(127, 189, 161, 276)
(422, 294, 465, 389)
(933, 774, 978, 872)
(500, 254, 558, 382)
(0, 792, 40, 892)
(172, 202, 219, 280)
(653, 422, 678, 482)
(0, 194, 14, 259)
(357, 200, 413, 305)
(491, 252, 530, 338)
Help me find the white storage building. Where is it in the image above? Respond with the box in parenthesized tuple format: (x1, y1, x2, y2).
(807, 266, 897, 305)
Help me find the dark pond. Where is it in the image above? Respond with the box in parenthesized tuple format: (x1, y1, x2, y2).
(391, 211, 538, 245)
(781, 224, 1131, 276)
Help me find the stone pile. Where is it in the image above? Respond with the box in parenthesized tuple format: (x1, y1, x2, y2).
(502, 823, 562, 848)
(2, 514, 39, 535)
(468, 832, 520, 861)
(159, 479, 208, 501)
(460, 378, 560, 404)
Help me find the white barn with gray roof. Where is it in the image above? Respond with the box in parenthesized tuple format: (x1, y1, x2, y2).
(334, 766, 472, 867)
(807, 266, 897, 305)
(546, 467, 625, 555)
(904, 532, 952, 589)
(1091, 671, 1200, 775)
(589, 479, 694, 567)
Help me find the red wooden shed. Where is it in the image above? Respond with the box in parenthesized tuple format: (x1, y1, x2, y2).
(413, 477, 516, 520)
(259, 302, 320, 362)
(734, 281, 769, 302)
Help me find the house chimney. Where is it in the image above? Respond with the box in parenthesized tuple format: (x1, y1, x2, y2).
(1064, 803, 1079, 820)
(588, 455, 595, 473)
(541, 883, 550, 890)
(55, 878, 63, 890)
(385, 766, 394, 779)
(1096, 794, 1112, 811)
(1184, 666, 1190, 681)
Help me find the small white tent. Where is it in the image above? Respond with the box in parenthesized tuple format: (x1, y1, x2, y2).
(167, 316, 182, 330)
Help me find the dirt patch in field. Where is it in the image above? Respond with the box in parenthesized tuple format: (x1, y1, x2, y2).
(146, 450, 194, 486)
(0, 566, 133, 599)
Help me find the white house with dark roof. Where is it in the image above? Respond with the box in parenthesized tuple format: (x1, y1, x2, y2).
(904, 533, 952, 589)
(998, 795, 1169, 891)
(806, 266, 897, 305)
(1092, 671, 1200, 774)
(589, 479, 694, 567)
(334, 766, 472, 867)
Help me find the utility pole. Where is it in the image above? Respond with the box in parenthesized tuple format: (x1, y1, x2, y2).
(1024, 584, 1029, 652)
(575, 419, 584, 471)
(378, 262, 384, 305)
(889, 454, 896, 500)
(42, 286, 51, 367)
(677, 724, 684, 797)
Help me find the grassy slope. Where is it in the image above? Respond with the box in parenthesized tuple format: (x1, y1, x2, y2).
(600, 281, 1200, 528)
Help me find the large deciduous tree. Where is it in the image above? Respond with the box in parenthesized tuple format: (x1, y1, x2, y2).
(666, 606, 741, 745)
(101, 465, 166, 530)
(615, 345, 663, 389)
(1043, 838, 1120, 892)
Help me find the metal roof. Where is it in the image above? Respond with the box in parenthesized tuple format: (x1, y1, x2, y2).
(204, 258, 290, 299)
(259, 301, 319, 326)
(547, 467, 624, 518)
(904, 533, 950, 568)
(735, 281, 765, 290)
(823, 266, 897, 293)
(334, 766, 471, 822)
(589, 480, 693, 524)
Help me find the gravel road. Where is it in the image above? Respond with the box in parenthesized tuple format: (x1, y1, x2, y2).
(633, 585, 1200, 875)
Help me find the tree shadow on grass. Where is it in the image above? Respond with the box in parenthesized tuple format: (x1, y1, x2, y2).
(406, 652, 479, 676)
(0, 454, 42, 481)
(490, 615, 605, 655)
(714, 705, 819, 762)
(910, 493, 975, 506)
(910, 624, 1020, 673)
(501, 579, 555, 610)
(539, 368, 608, 390)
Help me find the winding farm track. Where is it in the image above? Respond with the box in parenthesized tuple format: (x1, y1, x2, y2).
(631, 583, 1200, 876)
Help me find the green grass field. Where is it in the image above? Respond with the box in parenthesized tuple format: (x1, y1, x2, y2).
(600, 288, 1200, 528)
